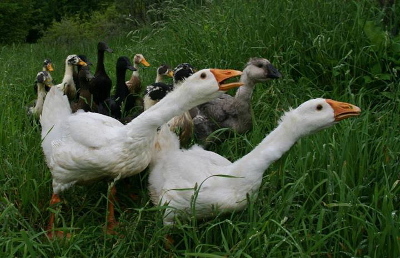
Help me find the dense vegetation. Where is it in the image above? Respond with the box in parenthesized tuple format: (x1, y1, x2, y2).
(0, 0, 399, 257)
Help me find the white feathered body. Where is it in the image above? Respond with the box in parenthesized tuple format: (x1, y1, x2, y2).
(41, 88, 156, 194)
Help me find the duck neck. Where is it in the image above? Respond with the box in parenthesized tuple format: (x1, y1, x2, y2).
(95, 50, 105, 74)
(155, 73, 163, 83)
(228, 115, 301, 190)
(34, 83, 47, 113)
(62, 63, 74, 84)
(115, 68, 129, 104)
(131, 63, 140, 78)
(234, 72, 256, 104)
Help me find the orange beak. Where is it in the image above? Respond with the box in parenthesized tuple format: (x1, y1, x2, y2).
(326, 99, 361, 121)
(210, 69, 243, 91)
(78, 60, 87, 66)
(47, 63, 54, 72)
(141, 58, 150, 67)
(167, 70, 174, 77)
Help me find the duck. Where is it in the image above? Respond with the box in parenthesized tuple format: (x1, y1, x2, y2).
(97, 56, 137, 119)
(71, 65, 96, 113)
(89, 42, 113, 105)
(33, 59, 54, 94)
(148, 98, 361, 225)
(143, 82, 174, 111)
(73, 55, 92, 94)
(125, 53, 150, 92)
(155, 64, 173, 83)
(167, 63, 196, 147)
(40, 68, 243, 238)
(192, 57, 281, 145)
(55, 55, 87, 101)
(28, 71, 53, 118)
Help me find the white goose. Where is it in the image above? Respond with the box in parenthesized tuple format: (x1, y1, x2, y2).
(28, 71, 53, 118)
(40, 68, 243, 238)
(148, 98, 361, 225)
(55, 55, 87, 101)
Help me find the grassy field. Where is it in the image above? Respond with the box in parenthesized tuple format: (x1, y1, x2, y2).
(0, 0, 399, 257)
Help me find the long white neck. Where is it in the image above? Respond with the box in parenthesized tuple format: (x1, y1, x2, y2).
(227, 112, 301, 192)
(127, 83, 217, 136)
(234, 71, 256, 103)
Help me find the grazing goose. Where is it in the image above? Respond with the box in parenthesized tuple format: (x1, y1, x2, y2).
(148, 98, 361, 225)
(192, 57, 281, 144)
(89, 42, 113, 104)
(97, 56, 136, 119)
(155, 64, 173, 83)
(71, 65, 96, 112)
(28, 71, 53, 118)
(55, 55, 87, 101)
(40, 68, 243, 238)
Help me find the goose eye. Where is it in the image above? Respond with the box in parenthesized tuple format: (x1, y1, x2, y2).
(316, 104, 323, 111)
(200, 72, 207, 79)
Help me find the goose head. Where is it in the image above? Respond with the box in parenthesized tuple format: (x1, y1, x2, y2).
(133, 54, 150, 67)
(43, 59, 54, 72)
(179, 69, 244, 105)
(244, 57, 281, 82)
(66, 55, 88, 67)
(173, 63, 196, 85)
(36, 71, 53, 88)
(282, 98, 361, 137)
(157, 64, 174, 78)
(98, 41, 113, 53)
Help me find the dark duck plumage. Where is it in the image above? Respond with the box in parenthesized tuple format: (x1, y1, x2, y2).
(192, 57, 281, 145)
(89, 42, 113, 105)
(71, 65, 96, 112)
(73, 55, 92, 94)
(98, 56, 137, 120)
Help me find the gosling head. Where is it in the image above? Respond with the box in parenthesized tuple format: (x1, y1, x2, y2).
(245, 57, 281, 82)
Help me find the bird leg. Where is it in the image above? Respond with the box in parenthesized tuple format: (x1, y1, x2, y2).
(46, 193, 70, 239)
(105, 185, 119, 235)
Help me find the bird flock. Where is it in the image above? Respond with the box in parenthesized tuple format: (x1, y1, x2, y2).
(28, 41, 361, 240)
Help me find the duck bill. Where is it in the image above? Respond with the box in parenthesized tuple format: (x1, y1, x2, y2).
(326, 99, 361, 121)
(128, 65, 137, 71)
(141, 58, 150, 67)
(167, 70, 174, 77)
(210, 69, 243, 91)
(78, 60, 88, 66)
(47, 63, 54, 72)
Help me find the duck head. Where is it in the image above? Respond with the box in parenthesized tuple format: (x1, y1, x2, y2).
(133, 54, 150, 67)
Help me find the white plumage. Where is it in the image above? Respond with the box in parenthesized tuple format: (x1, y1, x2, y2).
(148, 98, 361, 225)
(40, 68, 243, 237)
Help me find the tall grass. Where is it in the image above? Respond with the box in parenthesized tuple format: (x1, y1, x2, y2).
(0, 0, 399, 257)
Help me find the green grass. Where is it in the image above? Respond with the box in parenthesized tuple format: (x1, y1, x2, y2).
(0, 0, 399, 257)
